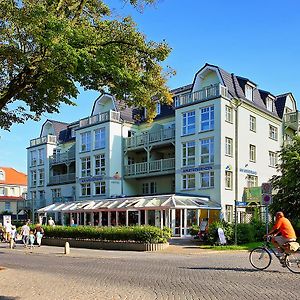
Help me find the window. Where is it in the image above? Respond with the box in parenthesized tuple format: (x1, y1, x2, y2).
(200, 106, 214, 131)
(225, 205, 233, 223)
(247, 175, 258, 187)
(5, 202, 11, 211)
(182, 174, 195, 190)
(269, 125, 278, 140)
(266, 98, 273, 112)
(182, 111, 195, 135)
(200, 171, 214, 188)
(182, 141, 195, 166)
(81, 131, 91, 151)
(95, 154, 105, 175)
(200, 138, 214, 164)
(225, 171, 233, 190)
(39, 190, 45, 200)
(31, 170, 37, 186)
(128, 157, 135, 165)
(30, 150, 37, 166)
(225, 106, 233, 123)
(156, 102, 161, 115)
(31, 191, 36, 200)
(38, 169, 44, 186)
(81, 183, 91, 196)
(94, 128, 105, 149)
(250, 115, 256, 132)
(225, 137, 233, 156)
(38, 149, 44, 165)
(249, 144, 256, 162)
(52, 189, 61, 198)
(142, 182, 157, 195)
(0, 187, 4, 195)
(81, 157, 91, 177)
(269, 151, 277, 167)
(0, 170, 4, 180)
(95, 181, 106, 195)
(245, 85, 253, 101)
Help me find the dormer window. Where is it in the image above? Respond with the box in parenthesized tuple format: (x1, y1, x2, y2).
(266, 97, 274, 112)
(156, 102, 161, 115)
(0, 170, 5, 181)
(245, 85, 253, 101)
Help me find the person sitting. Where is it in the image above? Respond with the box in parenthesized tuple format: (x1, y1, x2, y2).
(48, 217, 55, 227)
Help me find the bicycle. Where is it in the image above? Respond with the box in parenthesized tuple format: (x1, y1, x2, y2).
(249, 235, 300, 273)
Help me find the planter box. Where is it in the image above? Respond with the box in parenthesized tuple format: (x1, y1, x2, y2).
(42, 237, 169, 251)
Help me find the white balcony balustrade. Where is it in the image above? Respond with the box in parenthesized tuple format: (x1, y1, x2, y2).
(79, 110, 120, 127)
(49, 173, 76, 185)
(30, 135, 57, 147)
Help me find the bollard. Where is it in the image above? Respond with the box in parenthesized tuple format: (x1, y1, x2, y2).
(64, 241, 70, 255)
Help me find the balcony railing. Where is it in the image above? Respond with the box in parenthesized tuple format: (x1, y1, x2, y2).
(124, 128, 175, 150)
(49, 173, 76, 185)
(30, 135, 57, 147)
(124, 158, 175, 177)
(175, 83, 228, 107)
(283, 111, 299, 131)
(79, 110, 120, 128)
(52, 196, 74, 203)
(49, 150, 76, 165)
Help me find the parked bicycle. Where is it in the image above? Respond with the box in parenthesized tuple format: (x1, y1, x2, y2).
(249, 235, 300, 273)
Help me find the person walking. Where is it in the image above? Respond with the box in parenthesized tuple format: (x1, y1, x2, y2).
(29, 230, 35, 250)
(34, 224, 44, 247)
(21, 222, 30, 248)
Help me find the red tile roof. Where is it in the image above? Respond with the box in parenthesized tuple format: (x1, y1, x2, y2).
(0, 167, 27, 185)
(0, 196, 24, 201)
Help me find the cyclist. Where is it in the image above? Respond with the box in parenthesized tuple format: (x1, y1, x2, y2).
(267, 211, 297, 255)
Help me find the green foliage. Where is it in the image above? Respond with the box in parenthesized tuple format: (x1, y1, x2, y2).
(189, 224, 200, 237)
(0, 0, 173, 130)
(270, 135, 300, 223)
(207, 220, 234, 245)
(38, 225, 170, 243)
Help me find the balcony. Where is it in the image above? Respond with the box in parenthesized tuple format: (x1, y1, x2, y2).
(79, 110, 120, 128)
(49, 173, 76, 185)
(49, 150, 76, 165)
(124, 158, 175, 178)
(18, 199, 46, 210)
(52, 196, 74, 203)
(175, 83, 228, 107)
(30, 135, 57, 147)
(124, 128, 175, 150)
(283, 111, 299, 131)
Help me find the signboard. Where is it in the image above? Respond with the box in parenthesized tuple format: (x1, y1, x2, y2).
(262, 194, 272, 206)
(217, 228, 227, 245)
(242, 187, 262, 204)
(261, 182, 272, 194)
(3, 215, 11, 225)
(236, 202, 248, 206)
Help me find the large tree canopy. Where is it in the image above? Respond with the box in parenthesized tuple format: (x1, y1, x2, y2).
(0, 0, 173, 130)
(270, 135, 300, 224)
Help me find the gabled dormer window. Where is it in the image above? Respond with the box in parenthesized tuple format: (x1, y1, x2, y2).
(266, 97, 274, 112)
(156, 102, 161, 115)
(245, 85, 253, 101)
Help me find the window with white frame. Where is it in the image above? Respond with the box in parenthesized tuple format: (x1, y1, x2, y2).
(0, 187, 4, 195)
(5, 202, 11, 211)
(200, 137, 214, 164)
(38, 149, 44, 165)
(81, 131, 91, 151)
(247, 175, 258, 187)
(81, 183, 91, 196)
(81, 157, 91, 177)
(269, 151, 277, 167)
(245, 85, 253, 101)
(182, 173, 195, 190)
(95, 181, 106, 195)
(30, 150, 37, 166)
(250, 115, 256, 132)
(0, 170, 4, 181)
(200, 171, 214, 188)
(249, 144, 256, 162)
(200, 106, 214, 131)
(225, 205, 233, 223)
(225, 171, 233, 190)
(31, 170, 37, 186)
(95, 154, 105, 175)
(128, 157, 135, 165)
(225, 137, 233, 156)
(142, 182, 157, 195)
(225, 105, 233, 123)
(269, 125, 278, 140)
(94, 128, 105, 149)
(182, 141, 195, 166)
(182, 111, 195, 135)
(52, 188, 61, 198)
(156, 102, 161, 115)
(38, 169, 44, 186)
(266, 98, 273, 112)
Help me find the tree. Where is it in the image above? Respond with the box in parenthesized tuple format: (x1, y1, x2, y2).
(270, 135, 300, 223)
(0, 0, 174, 130)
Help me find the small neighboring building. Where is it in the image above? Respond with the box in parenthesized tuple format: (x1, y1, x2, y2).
(0, 167, 27, 216)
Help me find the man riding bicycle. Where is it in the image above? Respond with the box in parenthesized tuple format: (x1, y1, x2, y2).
(267, 211, 297, 254)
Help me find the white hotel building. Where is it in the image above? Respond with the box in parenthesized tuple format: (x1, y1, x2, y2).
(27, 63, 298, 236)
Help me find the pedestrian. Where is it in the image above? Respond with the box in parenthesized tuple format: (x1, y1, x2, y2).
(4, 220, 12, 242)
(21, 222, 30, 248)
(198, 218, 208, 241)
(48, 217, 55, 227)
(9, 225, 17, 249)
(34, 224, 44, 247)
(29, 230, 35, 250)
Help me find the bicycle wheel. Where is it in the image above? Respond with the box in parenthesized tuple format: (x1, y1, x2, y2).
(249, 247, 272, 270)
(285, 250, 300, 274)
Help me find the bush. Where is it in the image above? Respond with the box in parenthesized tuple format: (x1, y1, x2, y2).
(38, 225, 170, 243)
(189, 225, 200, 237)
(207, 221, 234, 245)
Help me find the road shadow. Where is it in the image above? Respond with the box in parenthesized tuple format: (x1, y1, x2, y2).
(0, 296, 20, 300)
(180, 266, 281, 273)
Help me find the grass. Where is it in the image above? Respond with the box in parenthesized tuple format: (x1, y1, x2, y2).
(199, 241, 263, 251)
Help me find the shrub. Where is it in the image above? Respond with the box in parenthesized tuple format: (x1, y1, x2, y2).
(189, 225, 200, 237)
(207, 220, 234, 245)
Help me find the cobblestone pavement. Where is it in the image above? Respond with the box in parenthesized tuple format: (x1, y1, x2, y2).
(0, 242, 299, 300)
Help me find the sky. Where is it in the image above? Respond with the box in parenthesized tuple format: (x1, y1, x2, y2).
(1, 0, 300, 174)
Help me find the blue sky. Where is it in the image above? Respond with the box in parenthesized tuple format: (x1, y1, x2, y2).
(1, 0, 300, 173)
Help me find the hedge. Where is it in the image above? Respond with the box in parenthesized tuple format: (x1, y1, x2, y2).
(30, 225, 172, 244)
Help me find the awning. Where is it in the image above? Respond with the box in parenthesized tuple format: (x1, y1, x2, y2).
(37, 194, 221, 214)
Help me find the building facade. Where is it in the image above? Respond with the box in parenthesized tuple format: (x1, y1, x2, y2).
(28, 63, 299, 236)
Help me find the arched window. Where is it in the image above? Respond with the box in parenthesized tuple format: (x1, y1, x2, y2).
(0, 169, 5, 181)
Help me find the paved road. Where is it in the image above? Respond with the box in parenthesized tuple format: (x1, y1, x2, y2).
(0, 243, 299, 300)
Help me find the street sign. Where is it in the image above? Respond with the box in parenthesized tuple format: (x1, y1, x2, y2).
(261, 182, 272, 194)
(262, 193, 272, 205)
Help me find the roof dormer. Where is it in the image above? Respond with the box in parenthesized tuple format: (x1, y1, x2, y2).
(245, 82, 256, 101)
(266, 95, 275, 112)
(0, 169, 5, 181)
